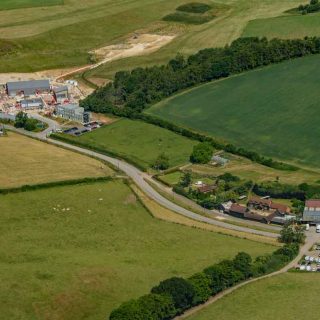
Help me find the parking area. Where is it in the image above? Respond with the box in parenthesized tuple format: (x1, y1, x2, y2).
(60, 121, 103, 136)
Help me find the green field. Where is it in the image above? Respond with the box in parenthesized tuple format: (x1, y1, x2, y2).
(243, 12, 320, 39)
(0, 180, 274, 319)
(0, 0, 63, 11)
(57, 119, 197, 170)
(0, 0, 303, 73)
(147, 54, 320, 169)
(188, 273, 320, 320)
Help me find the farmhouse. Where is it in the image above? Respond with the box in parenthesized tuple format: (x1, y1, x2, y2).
(55, 103, 91, 124)
(197, 184, 217, 194)
(229, 197, 293, 224)
(6, 80, 50, 97)
(303, 199, 320, 224)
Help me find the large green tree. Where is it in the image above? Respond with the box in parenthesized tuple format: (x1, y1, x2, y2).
(190, 142, 213, 164)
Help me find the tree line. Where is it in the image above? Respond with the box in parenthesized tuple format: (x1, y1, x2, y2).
(82, 36, 320, 171)
(109, 243, 300, 319)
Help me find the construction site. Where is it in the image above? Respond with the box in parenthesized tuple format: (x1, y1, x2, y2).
(0, 77, 92, 124)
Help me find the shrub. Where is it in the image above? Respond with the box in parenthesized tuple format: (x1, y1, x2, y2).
(109, 294, 176, 320)
(190, 142, 213, 164)
(187, 272, 212, 305)
(233, 252, 253, 279)
(151, 277, 195, 313)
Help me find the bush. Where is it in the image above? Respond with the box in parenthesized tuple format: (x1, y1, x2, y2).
(151, 277, 195, 313)
(187, 272, 212, 305)
(233, 252, 253, 279)
(110, 294, 176, 320)
(190, 142, 213, 164)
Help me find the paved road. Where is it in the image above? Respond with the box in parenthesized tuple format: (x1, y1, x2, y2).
(4, 122, 279, 238)
(176, 228, 318, 319)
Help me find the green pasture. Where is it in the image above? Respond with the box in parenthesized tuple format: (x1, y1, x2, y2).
(243, 12, 320, 39)
(0, 0, 303, 73)
(56, 119, 197, 170)
(0, 180, 274, 319)
(0, 0, 63, 11)
(147, 54, 320, 169)
(189, 273, 320, 320)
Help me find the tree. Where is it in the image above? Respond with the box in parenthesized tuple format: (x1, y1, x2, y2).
(24, 118, 38, 131)
(233, 252, 253, 279)
(14, 111, 28, 128)
(279, 221, 306, 244)
(190, 142, 213, 164)
(152, 153, 170, 170)
(180, 172, 192, 187)
(187, 272, 212, 305)
(151, 277, 195, 313)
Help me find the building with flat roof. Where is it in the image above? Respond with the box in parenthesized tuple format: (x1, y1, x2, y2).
(6, 80, 50, 97)
(303, 199, 320, 224)
(55, 103, 91, 124)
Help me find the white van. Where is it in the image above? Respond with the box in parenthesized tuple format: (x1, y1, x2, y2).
(316, 225, 320, 233)
(306, 224, 310, 231)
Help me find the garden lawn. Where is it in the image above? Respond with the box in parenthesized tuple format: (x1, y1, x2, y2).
(0, 180, 275, 319)
(188, 273, 320, 320)
(242, 12, 320, 39)
(147, 54, 320, 169)
(0, 131, 112, 188)
(57, 119, 197, 170)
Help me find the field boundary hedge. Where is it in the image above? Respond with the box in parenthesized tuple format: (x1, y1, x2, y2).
(0, 176, 113, 195)
(109, 243, 299, 319)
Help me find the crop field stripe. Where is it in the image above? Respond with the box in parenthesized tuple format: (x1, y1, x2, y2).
(147, 54, 320, 169)
(0, 0, 64, 11)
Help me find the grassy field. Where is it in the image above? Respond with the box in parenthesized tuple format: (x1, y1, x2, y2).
(0, 180, 275, 319)
(0, 0, 63, 11)
(187, 153, 320, 185)
(188, 273, 320, 320)
(56, 119, 197, 170)
(0, 0, 303, 73)
(0, 132, 112, 188)
(243, 12, 320, 39)
(147, 54, 320, 169)
(85, 0, 303, 80)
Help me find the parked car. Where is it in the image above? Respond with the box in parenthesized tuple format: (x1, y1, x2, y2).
(300, 265, 306, 271)
(306, 265, 312, 271)
(305, 256, 310, 261)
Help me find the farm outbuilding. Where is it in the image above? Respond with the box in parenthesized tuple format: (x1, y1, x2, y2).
(53, 86, 69, 103)
(303, 199, 320, 224)
(6, 80, 50, 97)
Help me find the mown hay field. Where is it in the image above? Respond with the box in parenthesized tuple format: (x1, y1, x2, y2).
(0, 180, 275, 319)
(188, 273, 320, 320)
(0, 132, 112, 188)
(147, 54, 320, 169)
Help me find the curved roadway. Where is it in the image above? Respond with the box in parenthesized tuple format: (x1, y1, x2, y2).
(4, 118, 280, 239)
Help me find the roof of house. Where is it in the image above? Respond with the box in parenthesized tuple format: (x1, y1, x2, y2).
(6, 80, 50, 92)
(305, 199, 320, 208)
(230, 203, 247, 215)
(270, 202, 290, 213)
(248, 196, 272, 207)
(198, 184, 217, 193)
(244, 210, 275, 222)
